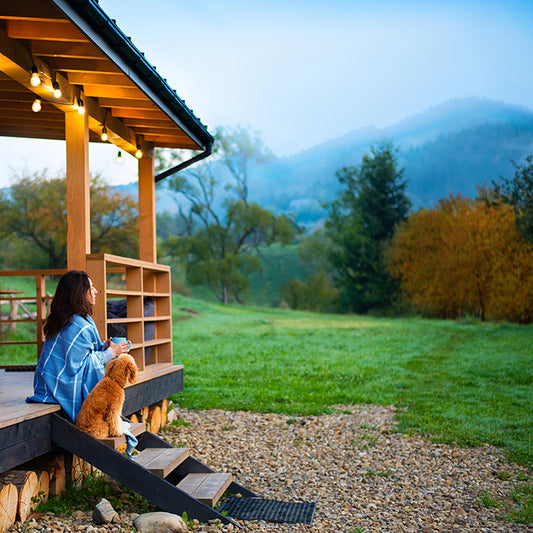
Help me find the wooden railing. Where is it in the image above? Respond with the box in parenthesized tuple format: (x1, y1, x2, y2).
(0, 269, 67, 358)
(1, 256, 173, 373)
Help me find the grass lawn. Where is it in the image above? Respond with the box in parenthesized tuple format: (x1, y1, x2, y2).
(171, 295, 533, 465)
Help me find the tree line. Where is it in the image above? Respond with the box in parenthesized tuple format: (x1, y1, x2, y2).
(288, 149, 533, 323)
(1, 127, 531, 323)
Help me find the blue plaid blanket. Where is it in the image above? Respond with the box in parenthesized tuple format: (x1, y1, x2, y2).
(26, 314, 114, 422)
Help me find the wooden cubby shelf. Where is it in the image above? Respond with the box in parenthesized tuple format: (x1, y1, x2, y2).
(86, 253, 173, 373)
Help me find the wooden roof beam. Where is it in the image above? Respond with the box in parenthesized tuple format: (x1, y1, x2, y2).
(110, 108, 164, 119)
(29, 41, 107, 59)
(0, 25, 148, 157)
(97, 98, 158, 110)
(123, 118, 176, 128)
(67, 72, 136, 87)
(6, 20, 88, 42)
(0, 2, 65, 21)
(46, 57, 122, 74)
(82, 85, 146, 99)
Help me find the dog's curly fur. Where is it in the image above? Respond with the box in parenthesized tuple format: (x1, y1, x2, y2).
(75, 354, 137, 439)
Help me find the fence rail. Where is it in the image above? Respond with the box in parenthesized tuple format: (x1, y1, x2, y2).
(0, 269, 67, 358)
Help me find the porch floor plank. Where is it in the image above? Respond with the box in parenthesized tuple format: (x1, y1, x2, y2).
(0, 364, 183, 429)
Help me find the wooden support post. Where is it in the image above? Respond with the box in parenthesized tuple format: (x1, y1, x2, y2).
(65, 109, 90, 271)
(138, 155, 156, 263)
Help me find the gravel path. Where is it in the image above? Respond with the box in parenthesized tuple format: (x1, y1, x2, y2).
(9, 405, 532, 532)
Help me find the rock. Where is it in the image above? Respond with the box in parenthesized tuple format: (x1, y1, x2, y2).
(92, 498, 118, 524)
(71, 510, 86, 520)
(133, 511, 188, 533)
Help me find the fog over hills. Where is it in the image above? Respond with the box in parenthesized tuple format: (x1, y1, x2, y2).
(127, 97, 533, 227)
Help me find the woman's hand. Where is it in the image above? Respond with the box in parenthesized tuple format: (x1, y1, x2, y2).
(108, 338, 131, 357)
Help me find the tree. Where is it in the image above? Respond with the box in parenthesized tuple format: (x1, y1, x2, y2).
(493, 155, 533, 245)
(387, 194, 533, 323)
(324, 140, 411, 313)
(159, 126, 296, 303)
(0, 172, 138, 269)
(282, 271, 339, 313)
(89, 175, 139, 258)
(215, 125, 272, 203)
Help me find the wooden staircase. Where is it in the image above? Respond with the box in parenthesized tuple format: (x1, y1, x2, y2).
(50, 414, 256, 525)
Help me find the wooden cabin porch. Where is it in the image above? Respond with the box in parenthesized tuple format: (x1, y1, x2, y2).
(0, 363, 183, 474)
(0, 2, 215, 525)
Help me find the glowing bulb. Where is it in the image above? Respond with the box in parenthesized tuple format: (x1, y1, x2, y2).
(30, 65, 40, 87)
(135, 145, 143, 159)
(116, 150, 124, 164)
(101, 126, 108, 142)
(32, 98, 41, 112)
(52, 81, 61, 98)
(77, 100, 85, 114)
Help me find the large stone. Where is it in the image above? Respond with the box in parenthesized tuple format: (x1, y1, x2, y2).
(92, 498, 118, 524)
(133, 511, 188, 533)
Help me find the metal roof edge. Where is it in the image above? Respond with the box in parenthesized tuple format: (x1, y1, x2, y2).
(50, 0, 214, 151)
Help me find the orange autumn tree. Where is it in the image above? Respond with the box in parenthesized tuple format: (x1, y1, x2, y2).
(387, 193, 533, 322)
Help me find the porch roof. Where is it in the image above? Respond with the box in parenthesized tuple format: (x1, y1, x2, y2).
(0, 0, 214, 158)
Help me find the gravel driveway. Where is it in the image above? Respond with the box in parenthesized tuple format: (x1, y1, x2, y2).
(9, 404, 532, 533)
(161, 405, 532, 533)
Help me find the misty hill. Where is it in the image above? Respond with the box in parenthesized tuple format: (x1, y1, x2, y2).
(244, 97, 533, 225)
(124, 97, 533, 227)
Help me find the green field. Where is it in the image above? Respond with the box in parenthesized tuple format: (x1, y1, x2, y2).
(2, 274, 531, 466)
(172, 295, 533, 465)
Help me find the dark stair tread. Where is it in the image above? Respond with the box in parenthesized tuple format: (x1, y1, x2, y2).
(99, 422, 146, 449)
(132, 447, 189, 477)
(51, 414, 255, 525)
(177, 472, 233, 507)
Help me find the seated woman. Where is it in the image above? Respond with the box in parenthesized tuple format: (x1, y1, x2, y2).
(26, 270, 130, 422)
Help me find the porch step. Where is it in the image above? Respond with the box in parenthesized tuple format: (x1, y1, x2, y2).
(177, 472, 233, 507)
(99, 422, 146, 449)
(132, 447, 189, 477)
(53, 414, 255, 524)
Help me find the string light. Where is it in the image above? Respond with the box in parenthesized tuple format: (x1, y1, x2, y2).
(30, 65, 40, 87)
(31, 98, 41, 113)
(52, 81, 61, 98)
(135, 144, 143, 159)
(116, 150, 124, 164)
(101, 126, 108, 142)
(77, 97, 85, 115)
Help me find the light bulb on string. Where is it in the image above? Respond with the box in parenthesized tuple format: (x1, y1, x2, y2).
(31, 98, 41, 113)
(77, 98, 85, 115)
(101, 126, 108, 142)
(52, 81, 61, 98)
(135, 145, 143, 159)
(30, 65, 40, 87)
(116, 150, 124, 164)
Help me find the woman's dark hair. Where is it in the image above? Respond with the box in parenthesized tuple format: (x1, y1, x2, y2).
(44, 270, 93, 339)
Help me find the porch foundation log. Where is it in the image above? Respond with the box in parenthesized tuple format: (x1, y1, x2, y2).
(147, 405, 161, 433)
(0, 470, 38, 522)
(0, 482, 17, 533)
(22, 452, 66, 498)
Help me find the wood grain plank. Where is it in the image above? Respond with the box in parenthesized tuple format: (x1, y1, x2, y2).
(133, 447, 188, 477)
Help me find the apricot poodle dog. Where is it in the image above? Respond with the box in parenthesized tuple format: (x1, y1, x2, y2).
(76, 354, 137, 439)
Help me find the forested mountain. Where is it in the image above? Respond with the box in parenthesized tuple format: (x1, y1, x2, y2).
(144, 97, 533, 227)
(244, 97, 533, 225)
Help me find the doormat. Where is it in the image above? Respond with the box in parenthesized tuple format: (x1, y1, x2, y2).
(218, 497, 316, 524)
(3, 365, 37, 372)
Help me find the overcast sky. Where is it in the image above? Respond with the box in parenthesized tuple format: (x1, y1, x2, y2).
(1, 0, 532, 186)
